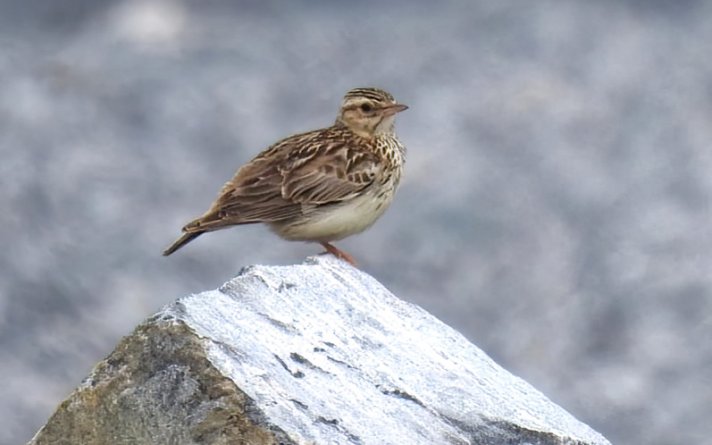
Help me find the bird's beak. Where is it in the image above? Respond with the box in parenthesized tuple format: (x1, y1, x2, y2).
(381, 103, 409, 116)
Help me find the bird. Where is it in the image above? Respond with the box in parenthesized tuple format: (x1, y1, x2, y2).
(163, 87, 408, 265)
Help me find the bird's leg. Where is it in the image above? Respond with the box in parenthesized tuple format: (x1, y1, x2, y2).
(320, 242, 357, 266)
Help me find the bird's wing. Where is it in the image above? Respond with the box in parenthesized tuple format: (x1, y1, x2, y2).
(183, 156, 300, 232)
(183, 128, 380, 232)
(280, 137, 381, 204)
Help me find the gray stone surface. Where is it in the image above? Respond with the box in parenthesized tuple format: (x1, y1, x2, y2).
(30, 256, 609, 445)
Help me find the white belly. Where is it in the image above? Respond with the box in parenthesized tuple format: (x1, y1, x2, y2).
(272, 189, 395, 242)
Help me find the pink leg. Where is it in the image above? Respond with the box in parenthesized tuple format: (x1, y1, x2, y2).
(320, 242, 357, 266)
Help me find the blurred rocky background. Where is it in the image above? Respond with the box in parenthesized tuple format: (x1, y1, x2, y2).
(1, 1, 710, 444)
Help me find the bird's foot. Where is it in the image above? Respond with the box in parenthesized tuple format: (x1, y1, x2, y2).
(320, 242, 357, 266)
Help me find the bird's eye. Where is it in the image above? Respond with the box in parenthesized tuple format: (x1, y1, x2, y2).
(360, 103, 372, 113)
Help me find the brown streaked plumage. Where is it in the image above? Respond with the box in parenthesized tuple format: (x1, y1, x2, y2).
(163, 87, 408, 264)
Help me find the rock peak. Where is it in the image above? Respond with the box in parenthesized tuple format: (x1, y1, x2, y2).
(29, 256, 610, 445)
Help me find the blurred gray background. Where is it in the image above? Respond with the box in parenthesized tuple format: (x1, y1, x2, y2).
(2, 0, 711, 443)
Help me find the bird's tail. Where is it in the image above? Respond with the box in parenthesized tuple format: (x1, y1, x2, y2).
(162, 231, 204, 256)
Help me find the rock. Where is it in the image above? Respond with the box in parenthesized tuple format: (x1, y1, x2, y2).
(28, 256, 610, 445)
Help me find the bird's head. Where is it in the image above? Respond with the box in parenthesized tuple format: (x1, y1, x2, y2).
(336, 87, 408, 138)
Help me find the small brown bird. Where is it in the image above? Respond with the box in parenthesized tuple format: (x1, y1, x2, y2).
(163, 87, 408, 264)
